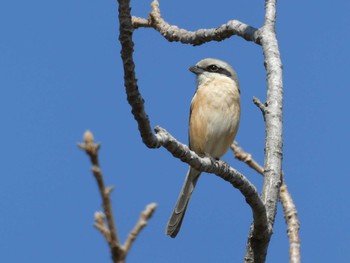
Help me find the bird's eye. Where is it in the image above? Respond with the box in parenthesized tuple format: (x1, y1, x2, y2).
(207, 65, 219, 72)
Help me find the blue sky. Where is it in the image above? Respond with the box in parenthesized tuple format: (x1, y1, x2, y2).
(1, 0, 349, 262)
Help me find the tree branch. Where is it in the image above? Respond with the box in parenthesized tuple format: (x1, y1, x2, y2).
(122, 203, 157, 257)
(231, 141, 300, 263)
(260, 0, 284, 239)
(231, 141, 264, 175)
(131, 0, 261, 46)
(242, 0, 284, 261)
(94, 211, 112, 243)
(253, 96, 267, 119)
(78, 130, 157, 263)
(155, 126, 269, 242)
(78, 131, 122, 262)
(132, 16, 152, 28)
(279, 183, 301, 263)
(118, 0, 159, 148)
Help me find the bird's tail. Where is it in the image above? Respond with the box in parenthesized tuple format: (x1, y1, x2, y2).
(166, 167, 201, 238)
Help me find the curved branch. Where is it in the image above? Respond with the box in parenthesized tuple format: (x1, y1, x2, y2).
(155, 126, 269, 242)
(118, 0, 159, 148)
(132, 0, 261, 46)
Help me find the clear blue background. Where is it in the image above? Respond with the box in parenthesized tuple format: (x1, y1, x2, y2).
(1, 0, 349, 262)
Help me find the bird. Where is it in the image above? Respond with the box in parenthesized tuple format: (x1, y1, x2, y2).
(166, 58, 241, 238)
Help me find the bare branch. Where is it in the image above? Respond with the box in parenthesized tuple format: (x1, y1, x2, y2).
(94, 211, 112, 243)
(279, 184, 301, 263)
(122, 203, 157, 256)
(131, 0, 261, 46)
(155, 126, 269, 242)
(261, 0, 284, 214)
(253, 96, 267, 118)
(79, 130, 158, 263)
(118, 0, 159, 148)
(78, 130, 123, 262)
(264, 0, 277, 27)
(231, 141, 264, 175)
(132, 16, 152, 28)
(231, 142, 301, 263)
(242, 0, 284, 261)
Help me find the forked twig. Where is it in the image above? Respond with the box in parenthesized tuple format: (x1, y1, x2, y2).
(78, 130, 157, 263)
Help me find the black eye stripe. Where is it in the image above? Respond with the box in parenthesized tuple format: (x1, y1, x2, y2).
(217, 68, 232, 77)
(203, 66, 232, 78)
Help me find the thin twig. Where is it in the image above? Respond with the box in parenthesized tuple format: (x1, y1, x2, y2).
(78, 130, 158, 263)
(132, 16, 151, 28)
(122, 203, 157, 256)
(94, 211, 112, 243)
(231, 141, 264, 175)
(253, 96, 266, 118)
(131, 0, 261, 46)
(279, 184, 301, 263)
(231, 141, 300, 263)
(78, 130, 122, 262)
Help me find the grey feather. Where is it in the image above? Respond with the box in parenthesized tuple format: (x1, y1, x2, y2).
(166, 167, 201, 238)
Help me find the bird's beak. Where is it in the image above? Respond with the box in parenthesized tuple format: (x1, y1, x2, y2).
(189, 65, 203, 75)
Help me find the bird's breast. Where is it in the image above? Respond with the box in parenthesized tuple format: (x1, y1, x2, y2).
(189, 78, 240, 158)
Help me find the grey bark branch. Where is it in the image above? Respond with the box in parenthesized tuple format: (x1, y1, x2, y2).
(132, 17, 152, 28)
(253, 96, 267, 119)
(244, 0, 284, 261)
(155, 126, 269, 241)
(131, 0, 261, 46)
(261, 0, 284, 242)
(280, 182, 301, 263)
(118, 0, 159, 148)
(231, 142, 300, 263)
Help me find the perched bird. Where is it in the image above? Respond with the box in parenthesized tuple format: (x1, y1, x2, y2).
(166, 58, 241, 238)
